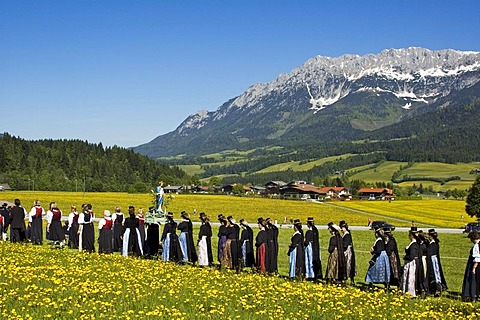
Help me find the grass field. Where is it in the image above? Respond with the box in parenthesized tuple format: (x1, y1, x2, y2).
(255, 153, 357, 174)
(0, 192, 478, 318)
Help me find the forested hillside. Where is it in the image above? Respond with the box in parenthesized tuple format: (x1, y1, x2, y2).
(0, 134, 194, 192)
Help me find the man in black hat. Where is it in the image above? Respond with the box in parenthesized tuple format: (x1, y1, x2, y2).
(10, 199, 26, 243)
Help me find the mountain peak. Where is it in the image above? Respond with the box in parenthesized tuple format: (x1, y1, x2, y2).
(135, 47, 480, 158)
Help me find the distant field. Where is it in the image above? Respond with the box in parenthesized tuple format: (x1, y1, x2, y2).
(178, 164, 205, 176)
(349, 161, 406, 182)
(348, 161, 479, 190)
(256, 153, 357, 173)
(402, 162, 480, 180)
(398, 180, 474, 191)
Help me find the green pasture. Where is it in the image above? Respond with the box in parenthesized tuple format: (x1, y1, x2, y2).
(402, 162, 480, 181)
(255, 153, 357, 173)
(348, 161, 406, 182)
(178, 164, 205, 176)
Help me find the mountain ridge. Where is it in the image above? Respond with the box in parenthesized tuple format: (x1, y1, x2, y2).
(134, 47, 480, 159)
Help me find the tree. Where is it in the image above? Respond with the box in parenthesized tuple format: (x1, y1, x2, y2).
(466, 176, 480, 219)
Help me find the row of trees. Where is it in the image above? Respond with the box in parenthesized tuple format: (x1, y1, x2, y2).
(0, 134, 197, 192)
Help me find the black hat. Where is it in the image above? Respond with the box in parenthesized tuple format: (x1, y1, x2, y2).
(410, 226, 417, 232)
(199, 212, 206, 218)
(339, 220, 347, 228)
(257, 217, 264, 225)
(181, 211, 189, 219)
(307, 217, 314, 222)
(293, 219, 301, 224)
(167, 212, 174, 218)
(218, 214, 225, 221)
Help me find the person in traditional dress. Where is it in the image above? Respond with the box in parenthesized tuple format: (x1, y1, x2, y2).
(155, 181, 165, 213)
(365, 228, 390, 288)
(112, 206, 124, 252)
(0, 203, 10, 241)
(265, 218, 278, 273)
(308, 217, 322, 280)
(47, 203, 65, 247)
(288, 219, 305, 279)
(462, 230, 480, 301)
(339, 220, 356, 285)
(304, 218, 316, 280)
(144, 207, 160, 257)
(178, 211, 194, 263)
(97, 210, 113, 254)
(325, 222, 347, 284)
(10, 199, 27, 243)
(122, 206, 143, 257)
(28, 200, 45, 245)
(217, 214, 228, 266)
(197, 212, 213, 267)
(401, 229, 419, 297)
(255, 217, 268, 274)
(67, 205, 80, 249)
(222, 216, 240, 270)
(78, 204, 95, 253)
(161, 212, 183, 262)
(416, 230, 429, 295)
(240, 219, 255, 269)
(384, 228, 401, 287)
(136, 208, 146, 251)
(426, 229, 447, 296)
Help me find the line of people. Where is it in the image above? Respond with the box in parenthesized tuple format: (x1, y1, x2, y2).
(4, 199, 480, 301)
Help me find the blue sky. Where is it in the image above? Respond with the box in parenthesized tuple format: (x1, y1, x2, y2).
(1, 0, 479, 147)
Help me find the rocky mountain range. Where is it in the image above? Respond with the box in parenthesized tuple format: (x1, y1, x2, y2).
(134, 47, 480, 159)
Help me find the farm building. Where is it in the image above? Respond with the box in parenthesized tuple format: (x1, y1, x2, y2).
(279, 183, 322, 200)
(163, 185, 184, 194)
(0, 183, 11, 191)
(358, 187, 393, 200)
(265, 181, 287, 194)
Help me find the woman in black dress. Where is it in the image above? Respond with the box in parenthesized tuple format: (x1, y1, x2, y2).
(340, 220, 356, 285)
(197, 212, 213, 267)
(98, 210, 113, 254)
(288, 220, 305, 279)
(79, 204, 95, 253)
(426, 229, 447, 296)
(325, 222, 346, 284)
(462, 230, 480, 301)
(385, 229, 401, 287)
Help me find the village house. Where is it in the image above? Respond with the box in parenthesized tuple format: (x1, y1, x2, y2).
(265, 181, 287, 194)
(163, 185, 184, 194)
(358, 187, 394, 200)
